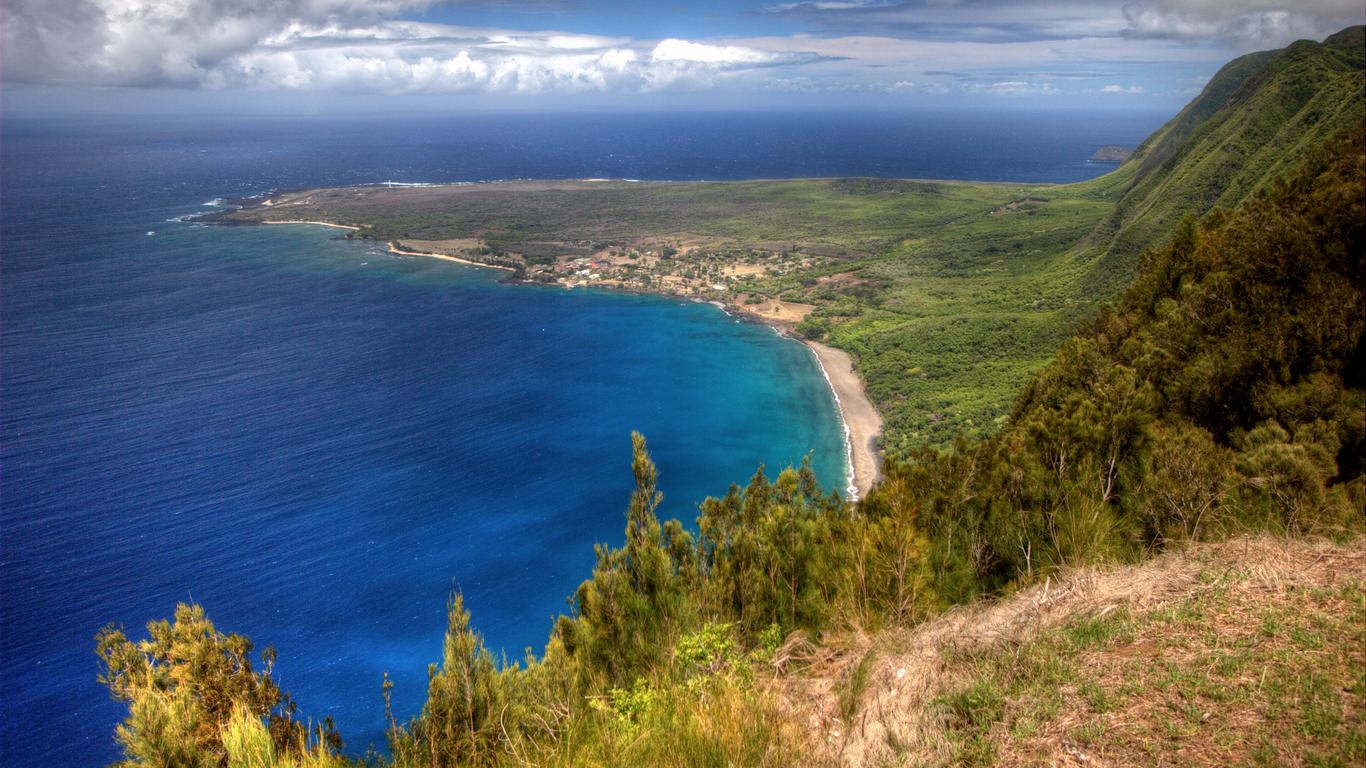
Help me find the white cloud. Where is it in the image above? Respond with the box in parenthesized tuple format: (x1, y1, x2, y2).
(651, 39, 780, 66)
(768, 1, 887, 11)
(1, 0, 441, 87)
(1100, 83, 1145, 93)
(0, 0, 822, 94)
(8, 0, 1345, 100)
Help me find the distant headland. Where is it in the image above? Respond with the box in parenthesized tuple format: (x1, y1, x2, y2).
(1089, 145, 1135, 162)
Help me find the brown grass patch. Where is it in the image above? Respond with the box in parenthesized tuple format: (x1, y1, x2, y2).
(779, 535, 1366, 767)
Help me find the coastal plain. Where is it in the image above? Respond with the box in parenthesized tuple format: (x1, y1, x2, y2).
(213, 174, 1123, 462)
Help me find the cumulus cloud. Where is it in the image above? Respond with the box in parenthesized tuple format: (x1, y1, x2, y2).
(1100, 83, 1145, 93)
(1121, 0, 1364, 47)
(1, 0, 441, 86)
(8, 1, 1354, 102)
(0, 0, 826, 93)
(652, 39, 781, 66)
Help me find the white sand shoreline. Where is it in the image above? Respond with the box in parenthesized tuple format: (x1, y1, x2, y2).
(386, 242, 516, 271)
(805, 341, 882, 500)
(262, 220, 361, 231)
(262, 221, 514, 272)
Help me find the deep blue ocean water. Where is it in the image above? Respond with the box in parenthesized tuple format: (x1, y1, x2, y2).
(0, 110, 1165, 764)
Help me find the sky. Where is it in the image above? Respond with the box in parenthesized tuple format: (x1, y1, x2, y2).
(1, 0, 1362, 114)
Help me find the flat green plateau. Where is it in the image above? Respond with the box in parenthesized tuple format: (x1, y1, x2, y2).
(220, 172, 1129, 455)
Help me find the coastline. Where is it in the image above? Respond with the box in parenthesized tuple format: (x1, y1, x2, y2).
(246, 216, 882, 498)
(259, 221, 514, 272)
(382, 239, 882, 497)
(262, 220, 361, 231)
(387, 242, 517, 271)
(804, 340, 882, 499)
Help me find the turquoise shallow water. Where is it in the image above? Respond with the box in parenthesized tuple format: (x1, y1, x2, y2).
(0, 112, 1159, 764)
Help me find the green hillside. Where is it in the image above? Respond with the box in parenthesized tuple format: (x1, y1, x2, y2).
(823, 26, 1364, 451)
(1075, 25, 1365, 293)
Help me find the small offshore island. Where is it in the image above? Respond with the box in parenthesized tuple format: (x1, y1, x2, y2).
(1088, 144, 1135, 162)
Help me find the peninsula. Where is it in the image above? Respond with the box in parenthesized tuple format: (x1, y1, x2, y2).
(203, 173, 1116, 464)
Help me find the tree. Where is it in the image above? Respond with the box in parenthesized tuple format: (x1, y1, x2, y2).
(392, 593, 507, 768)
(563, 433, 684, 681)
(97, 603, 339, 767)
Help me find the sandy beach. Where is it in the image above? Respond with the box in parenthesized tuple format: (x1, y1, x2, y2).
(263, 219, 361, 231)
(806, 341, 882, 499)
(387, 242, 516, 271)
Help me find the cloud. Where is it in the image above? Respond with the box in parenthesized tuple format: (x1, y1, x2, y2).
(651, 39, 790, 66)
(966, 80, 1061, 96)
(1121, 0, 1364, 47)
(763, 0, 1361, 47)
(8, 1, 1340, 102)
(1100, 83, 1145, 93)
(0, 0, 441, 87)
(0, 0, 827, 93)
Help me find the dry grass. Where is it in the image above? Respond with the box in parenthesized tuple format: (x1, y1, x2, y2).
(736, 297, 816, 326)
(779, 535, 1366, 767)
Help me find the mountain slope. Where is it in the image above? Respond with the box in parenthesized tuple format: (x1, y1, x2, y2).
(812, 26, 1365, 451)
(1076, 25, 1365, 293)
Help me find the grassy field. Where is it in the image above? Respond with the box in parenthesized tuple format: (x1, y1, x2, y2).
(769, 173, 1128, 451)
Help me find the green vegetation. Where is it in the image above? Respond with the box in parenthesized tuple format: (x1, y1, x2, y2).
(230, 167, 1112, 454)
(110, 29, 1364, 767)
(95, 604, 346, 767)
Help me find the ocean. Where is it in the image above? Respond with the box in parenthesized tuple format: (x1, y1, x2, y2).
(0, 109, 1166, 763)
